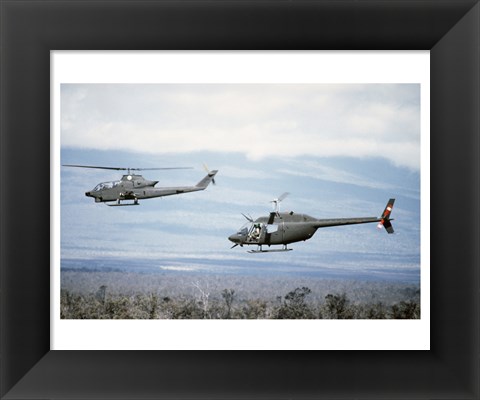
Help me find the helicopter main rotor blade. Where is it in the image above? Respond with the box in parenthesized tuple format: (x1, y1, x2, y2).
(62, 164, 192, 171)
(134, 167, 193, 171)
(269, 192, 290, 213)
(241, 213, 254, 222)
(63, 164, 125, 170)
(278, 192, 290, 202)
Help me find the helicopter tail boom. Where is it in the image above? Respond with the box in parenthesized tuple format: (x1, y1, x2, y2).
(311, 199, 395, 233)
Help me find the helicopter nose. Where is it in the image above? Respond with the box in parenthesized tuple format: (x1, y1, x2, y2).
(228, 234, 239, 243)
(85, 191, 92, 197)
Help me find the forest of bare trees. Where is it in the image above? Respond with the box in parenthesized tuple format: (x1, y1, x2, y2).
(61, 270, 420, 319)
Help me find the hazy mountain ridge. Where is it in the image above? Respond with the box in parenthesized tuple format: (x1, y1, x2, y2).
(62, 254, 420, 283)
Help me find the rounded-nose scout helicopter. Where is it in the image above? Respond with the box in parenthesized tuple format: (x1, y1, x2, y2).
(228, 193, 395, 253)
(63, 164, 218, 206)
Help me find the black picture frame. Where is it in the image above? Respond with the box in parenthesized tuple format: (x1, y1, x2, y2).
(1, 1, 479, 399)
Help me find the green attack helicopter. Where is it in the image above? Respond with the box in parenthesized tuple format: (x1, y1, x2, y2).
(63, 164, 218, 206)
(228, 193, 395, 253)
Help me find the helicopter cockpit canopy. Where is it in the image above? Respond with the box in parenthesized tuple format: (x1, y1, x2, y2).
(92, 180, 121, 192)
(236, 222, 266, 241)
(236, 223, 250, 237)
(236, 219, 280, 240)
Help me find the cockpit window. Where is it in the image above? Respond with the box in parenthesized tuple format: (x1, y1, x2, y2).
(237, 222, 267, 241)
(236, 223, 249, 236)
(237, 227, 248, 236)
(92, 180, 121, 192)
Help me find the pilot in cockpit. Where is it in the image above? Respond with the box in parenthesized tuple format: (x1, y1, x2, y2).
(250, 223, 261, 240)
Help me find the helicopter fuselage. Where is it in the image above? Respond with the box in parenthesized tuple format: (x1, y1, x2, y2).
(85, 171, 217, 204)
(248, 213, 319, 245)
(229, 212, 380, 247)
(228, 198, 395, 252)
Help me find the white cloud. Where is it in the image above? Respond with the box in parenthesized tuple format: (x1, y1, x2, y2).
(61, 84, 421, 170)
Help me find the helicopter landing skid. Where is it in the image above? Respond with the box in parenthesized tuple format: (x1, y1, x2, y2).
(248, 246, 293, 253)
(106, 202, 139, 207)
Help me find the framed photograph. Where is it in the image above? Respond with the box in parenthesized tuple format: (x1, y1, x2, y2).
(51, 52, 429, 352)
(1, 1, 479, 399)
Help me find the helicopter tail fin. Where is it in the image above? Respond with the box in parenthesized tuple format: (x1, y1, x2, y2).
(195, 169, 218, 189)
(377, 198, 395, 234)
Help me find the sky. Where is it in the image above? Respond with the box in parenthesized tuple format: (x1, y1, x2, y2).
(60, 83, 422, 283)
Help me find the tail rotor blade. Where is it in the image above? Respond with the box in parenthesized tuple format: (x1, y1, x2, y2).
(203, 163, 216, 185)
